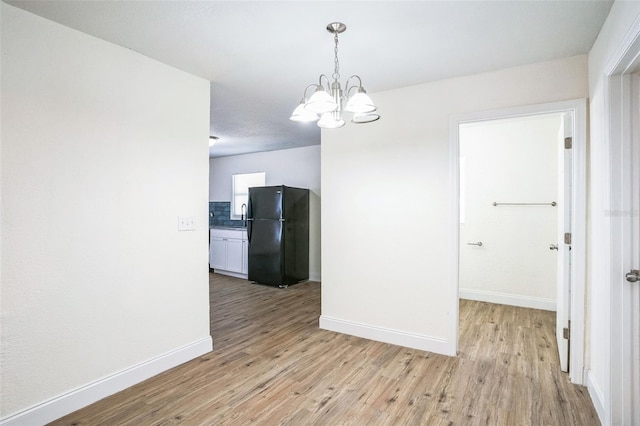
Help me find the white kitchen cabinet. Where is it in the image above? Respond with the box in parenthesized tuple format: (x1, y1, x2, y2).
(209, 237, 227, 270)
(209, 228, 248, 279)
(225, 239, 244, 273)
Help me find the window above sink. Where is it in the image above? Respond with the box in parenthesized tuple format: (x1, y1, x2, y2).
(231, 172, 265, 220)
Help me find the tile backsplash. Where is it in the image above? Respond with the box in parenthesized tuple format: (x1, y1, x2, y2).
(209, 201, 245, 228)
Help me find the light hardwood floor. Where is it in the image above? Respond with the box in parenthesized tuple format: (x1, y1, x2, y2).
(50, 274, 599, 425)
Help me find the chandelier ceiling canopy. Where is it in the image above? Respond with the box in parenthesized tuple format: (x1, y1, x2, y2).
(290, 22, 380, 129)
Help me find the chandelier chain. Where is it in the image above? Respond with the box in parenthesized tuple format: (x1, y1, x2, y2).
(332, 32, 340, 82)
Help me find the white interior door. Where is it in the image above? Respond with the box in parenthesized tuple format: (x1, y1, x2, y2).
(613, 70, 640, 425)
(625, 72, 640, 424)
(631, 117, 640, 425)
(556, 113, 572, 373)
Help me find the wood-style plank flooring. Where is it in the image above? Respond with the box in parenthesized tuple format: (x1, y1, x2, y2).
(50, 274, 599, 425)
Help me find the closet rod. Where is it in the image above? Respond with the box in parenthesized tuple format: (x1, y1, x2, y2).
(492, 201, 557, 207)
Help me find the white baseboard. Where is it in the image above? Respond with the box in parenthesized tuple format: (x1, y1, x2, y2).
(215, 270, 320, 283)
(214, 270, 248, 280)
(0, 337, 212, 426)
(319, 315, 454, 356)
(459, 288, 556, 311)
(586, 369, 606, 426)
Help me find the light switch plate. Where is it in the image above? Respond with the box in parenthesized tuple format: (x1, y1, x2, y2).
(178, 216, 196, 231)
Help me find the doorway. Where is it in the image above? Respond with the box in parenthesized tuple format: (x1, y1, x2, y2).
(459, 112, 569, 371)
(449, 99, 587, 385)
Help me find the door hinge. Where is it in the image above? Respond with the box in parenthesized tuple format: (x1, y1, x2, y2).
(564, 137, 573, 149)
(563, 320, 571, 340)
(564, 232, 572, 244)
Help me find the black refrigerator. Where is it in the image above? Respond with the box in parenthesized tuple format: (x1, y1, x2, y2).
(247, 185, 309, 288)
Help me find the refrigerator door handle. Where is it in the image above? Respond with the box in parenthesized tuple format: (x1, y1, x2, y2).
(247, 193, 253, 243)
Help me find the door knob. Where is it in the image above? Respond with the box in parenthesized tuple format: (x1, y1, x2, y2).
(549, 244, 558, 250)
(626, 269, 640, 283)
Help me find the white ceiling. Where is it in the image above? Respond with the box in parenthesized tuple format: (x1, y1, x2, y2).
(6, 1, 613, 157)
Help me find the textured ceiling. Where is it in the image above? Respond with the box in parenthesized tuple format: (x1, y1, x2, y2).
(6, 1, 613, 157)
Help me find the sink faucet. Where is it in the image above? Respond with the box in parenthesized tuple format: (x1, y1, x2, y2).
(241, 203, 247, 226)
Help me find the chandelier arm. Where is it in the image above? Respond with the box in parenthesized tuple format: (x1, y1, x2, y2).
(345, 86, 358, 99)
(345, 75, 363, 88)
(344, 75, 364, 95)
(318, 74, 332, 92)
(303, 83, 319, 100)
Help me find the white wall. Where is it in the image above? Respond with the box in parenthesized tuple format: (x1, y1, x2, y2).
(587, 2, 640, 423)
(459, 114, 561, 311)
(321, 55, 587, 355)
(209, 145, 321, 280)
(0, 4, 211, 423)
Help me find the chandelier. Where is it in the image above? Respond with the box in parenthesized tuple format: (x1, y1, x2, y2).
(289, 22, 380, 128)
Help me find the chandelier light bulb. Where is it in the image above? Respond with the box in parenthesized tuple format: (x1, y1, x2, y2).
(351, 112, 381, 124)
(318, 112, 345, 129)
(304, 89, 338, 114)
(345, 91, 377, 114)
(290, 101, 319, 122)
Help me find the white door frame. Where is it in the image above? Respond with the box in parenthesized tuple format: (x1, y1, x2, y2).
(603, 25, 640, 425)
(449, 99, 587, 385)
